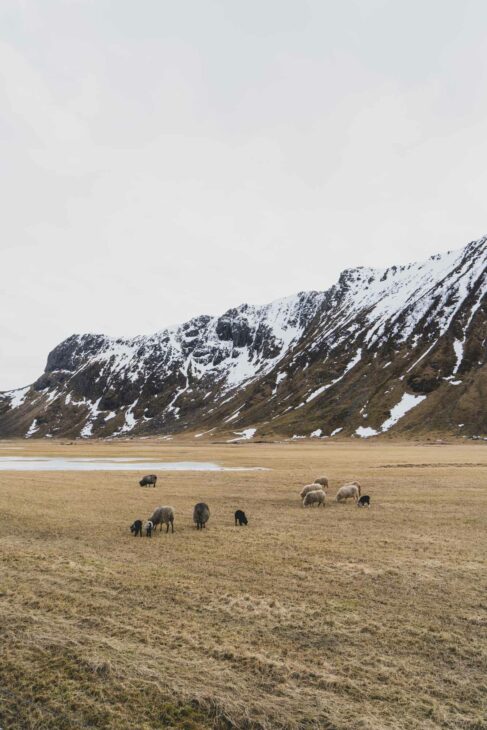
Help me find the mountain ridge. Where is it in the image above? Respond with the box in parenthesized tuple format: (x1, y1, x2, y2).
(1, 236, 486, 440)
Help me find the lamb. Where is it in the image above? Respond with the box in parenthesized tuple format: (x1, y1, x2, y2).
(234, 509, 248, 526)
(300, 483, 325, 499)
(336, 484, 360, 502)
(145, 520, 154, 537)
(193, 502, 210, 529)
(303, 489, 325, 507)
(357, 495, 371, 507)
(139, 474, 157, 488)
(148, 506, 175, 533)
(314, 476, 329, 488)
(130, 519, 143, 537)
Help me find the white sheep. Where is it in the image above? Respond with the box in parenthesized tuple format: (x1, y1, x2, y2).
(303, 490, 325, 508)
(300, 483, 325, 499)
(335, 484, 360, 502)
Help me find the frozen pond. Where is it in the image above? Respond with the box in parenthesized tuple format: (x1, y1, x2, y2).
(0, 457, 267, 472)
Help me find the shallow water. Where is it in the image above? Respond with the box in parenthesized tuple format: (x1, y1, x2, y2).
(0, 457, 266, 472)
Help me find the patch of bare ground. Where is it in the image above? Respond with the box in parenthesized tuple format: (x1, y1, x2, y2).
(0, 440, 486, 729)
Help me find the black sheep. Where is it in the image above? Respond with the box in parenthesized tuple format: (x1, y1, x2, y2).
(193, 502, 210, 530)
(357, 495, 371, 507)
(234, 509, 248, 526)
(139, 474, 157, 488)
(130, 520, 143, 537)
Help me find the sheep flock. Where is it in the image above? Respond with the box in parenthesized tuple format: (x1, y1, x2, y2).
(131, 475, 370, 537)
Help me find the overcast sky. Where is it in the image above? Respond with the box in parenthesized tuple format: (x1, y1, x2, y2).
(1, 0, 487, 390)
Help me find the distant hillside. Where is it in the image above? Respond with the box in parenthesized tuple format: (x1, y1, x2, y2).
(1, 236, 486, 440)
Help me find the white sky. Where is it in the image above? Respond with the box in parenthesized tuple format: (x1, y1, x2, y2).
(1, 0, 487, 390)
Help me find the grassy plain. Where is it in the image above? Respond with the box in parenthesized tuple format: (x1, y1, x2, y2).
(0, 438, 486, 729)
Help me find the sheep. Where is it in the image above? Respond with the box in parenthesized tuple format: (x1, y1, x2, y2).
(314, 476, 329, 488)
(303, 489, 325, 507)
(193, 502, 210, 529)
(300, 483, 325, 499)
(139, 474, 157, 488)
(357, 495, 371, 507)
(130, 519, 143, 537)
(148, 506, 175, 533)
(336, 484, 360, 502)
(234, 509, 248, 526)
(145, 520, 154, 537)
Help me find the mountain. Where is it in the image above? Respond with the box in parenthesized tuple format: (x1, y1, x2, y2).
(1, 236, 486, 440)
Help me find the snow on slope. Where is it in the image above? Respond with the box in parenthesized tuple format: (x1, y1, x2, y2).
(53, 291, 325, 402)
(316, 236, 487, 352)
(2, 235, 486, 439)
(7, 386, 30, 408)
(380, 393, 427, 432)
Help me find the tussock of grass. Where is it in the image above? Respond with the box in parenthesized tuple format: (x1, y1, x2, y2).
(0, 440, 487, 729)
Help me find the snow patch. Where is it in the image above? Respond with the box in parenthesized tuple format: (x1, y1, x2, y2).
(26, 419, 39, 438)
(355, 427, 378, 438)
(119, 401, 138, 434)
(272, 371, 287, 395)
(195, 428, 216, 438)
(380, 393, 427, 432)
(227, 428, 256, 443)
(309, 349, 363, 397)
(80, 421, 94, 438)
(8, 386, 30, 409)
(306, 386, 327, 403)
(452, 339, 464, 374)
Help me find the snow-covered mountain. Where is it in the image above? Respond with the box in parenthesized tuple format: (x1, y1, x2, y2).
(1, 236, 486, 440)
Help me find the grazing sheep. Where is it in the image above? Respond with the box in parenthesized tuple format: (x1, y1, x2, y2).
(314, 476, 329, 488)
(303, 489, 325, 508)
(193, 502, 210, 529)
(145, 520, 154, 537)
(336, 484, 360, 502)
(357, 495, 371, 508)
(130, 519, 143, 537)
(300, 483, 325, 499)
(148, 506, 175, 533)
(139, 474, 157, 488)
(234, 509, 248, 526)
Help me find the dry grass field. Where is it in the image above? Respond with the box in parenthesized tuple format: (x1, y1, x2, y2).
(0, 438, 486, 730)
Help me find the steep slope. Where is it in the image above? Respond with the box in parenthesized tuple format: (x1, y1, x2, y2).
(0, 292, 324, 439)
(1, 236, 486, 439)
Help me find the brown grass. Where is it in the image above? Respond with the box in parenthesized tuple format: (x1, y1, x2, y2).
(0, 439, 486, 729)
